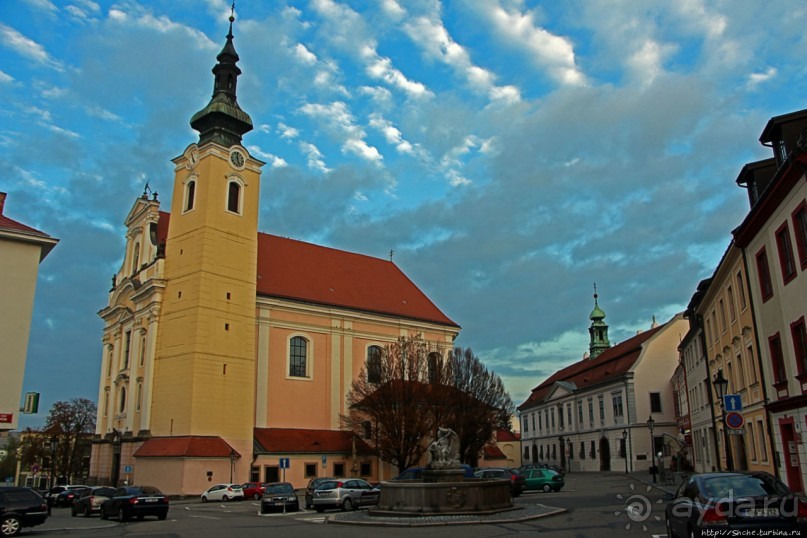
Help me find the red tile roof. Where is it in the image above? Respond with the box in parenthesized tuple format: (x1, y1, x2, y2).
(517, 325, 665, 411)
(483, 445, 507, 459)
(496, 429, 520, 442)
(155, 212, 457, 327)
(254, 428, 374, 455)
(0, 192, 58, 259)
(133, 436, 238, 458)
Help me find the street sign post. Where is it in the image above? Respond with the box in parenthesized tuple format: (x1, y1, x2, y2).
(725, 411, 745, 430)
(723, 394, 743, 412)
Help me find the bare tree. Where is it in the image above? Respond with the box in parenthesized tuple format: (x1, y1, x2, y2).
(342, 336, 439, 473)
(441, 347, 514, 467)
(342, 337, 513, 472)
(44, 398, 96, 483)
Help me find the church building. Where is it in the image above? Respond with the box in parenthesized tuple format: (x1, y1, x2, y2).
(89, 15, 459, 495)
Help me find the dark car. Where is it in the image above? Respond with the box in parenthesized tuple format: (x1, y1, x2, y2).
(473, 468, 526, 497)
(0, 487, 49, 537)
(393, 464, 475, 480)
(55, 486, 90, 507)
(522, 468, 565, 492)
(71, 486, 116, 517)
(99, 486, 169, 522)
(304, 477, 335, 509)
(259, 482, 299, 513)
(312, 479, 380, 512)
(665, 471, 807, 538)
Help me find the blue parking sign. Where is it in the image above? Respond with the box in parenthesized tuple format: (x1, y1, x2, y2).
(723, 394, 742, 412)
(279, 457, 290, 469)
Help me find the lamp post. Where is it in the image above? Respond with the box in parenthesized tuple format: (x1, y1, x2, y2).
(646, 416, 656, 483)
(713, 368, 734, 471)
(622, 429, 628, 474)
(566, 439, 572, 473)
(229, 449, 237, 483)
(49, 436, 58, 490)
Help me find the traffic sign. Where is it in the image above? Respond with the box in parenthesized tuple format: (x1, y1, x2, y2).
(124, 465, 132, 473)
(723, 394, 742, 412)
(725, 411, 745, 430)
(279, 457, 290, 469)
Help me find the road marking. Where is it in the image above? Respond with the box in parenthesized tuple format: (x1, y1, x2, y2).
(301, 516, 327, 524)
(188, 515, 220, 520)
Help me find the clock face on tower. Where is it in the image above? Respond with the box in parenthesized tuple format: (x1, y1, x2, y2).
(230, 150, 245, 168)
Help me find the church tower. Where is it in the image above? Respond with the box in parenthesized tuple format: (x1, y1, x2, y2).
(588, 285, 610, 359)
(149, 9, 262, 460)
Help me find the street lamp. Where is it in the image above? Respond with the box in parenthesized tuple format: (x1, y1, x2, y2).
(229, 449, 237, 483)
(713, 368, 734, 471)
(622, 430, 628, 474)
(49, 436, 58, 489)
(646, 416, 656, 483)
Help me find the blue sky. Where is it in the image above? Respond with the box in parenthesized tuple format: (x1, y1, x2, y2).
(2, 0, 806, 429)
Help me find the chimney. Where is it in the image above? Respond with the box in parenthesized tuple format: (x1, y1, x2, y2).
(0, 192, 6, 216)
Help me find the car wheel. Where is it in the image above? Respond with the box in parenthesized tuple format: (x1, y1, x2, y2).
(542, 484, 551, 493)
(253, 493, 260, 500)
(100, 509, 108, 520)
(1, 515, 22, 537)
(201, 495, 208, 503)
(222, 495, 229, 502)
(315, 506, 325, 513)
(118, 507, 127, 522)
(342, 498, 354, 511)
(84, 505, 91, 517)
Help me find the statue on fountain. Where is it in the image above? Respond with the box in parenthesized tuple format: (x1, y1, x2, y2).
(427, 427, 461, 470)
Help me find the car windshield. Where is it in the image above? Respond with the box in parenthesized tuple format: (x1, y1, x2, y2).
(702, 475, 789, 499)
(266, 484, 293, 494)
(316, 481, 339, 490)
(94, 487, 116, 497)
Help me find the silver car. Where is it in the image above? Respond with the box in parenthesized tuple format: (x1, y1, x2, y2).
(311, 478, 380, 512)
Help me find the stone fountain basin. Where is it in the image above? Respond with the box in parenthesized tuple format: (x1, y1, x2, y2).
(371, 477, 517, 516)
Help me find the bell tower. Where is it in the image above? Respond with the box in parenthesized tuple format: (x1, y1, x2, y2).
(150, 7, 262, 456)
(588, 284, 611, 359)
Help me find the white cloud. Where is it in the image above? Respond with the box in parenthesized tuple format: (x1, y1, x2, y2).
(294, 43, 317, 65)
(299, 141, 330, 173)
(0, 23, 64, 71)
(747, 67, 777, 89)
(363, 48, 432, 99)
(246, 145, 287, 168)
(627, 39, 677, 87)
(22, 0, 58, 15)
(277, 122, 299, 140)
(0, 70, 14, 84)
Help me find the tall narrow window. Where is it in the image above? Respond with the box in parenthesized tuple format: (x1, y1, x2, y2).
(791, 317, 807, 377)
(119, 387, 127, 413)
(184, 179, 196, 212)
(227, 181, 241, 214)
(775, 222, 796, 284)
(139, 336, 146, 367)
(427, 352, 441, 383)
(746, 344, 758, 384)
(123, 330, 131, 370)
(757, 420, 768, 460)
(768, 333, 786, 385)
(131, 242, 140, 274)
(756, 247, 774, 301)
(649, 392, 662, 413)
(736, 271, 747, 311)
(367, 345, 382, 384)
(136, 382, 142, 412)
(792, 201, 807, 269)
(718, 299, 727, 333)
(289, 336, 308, 377)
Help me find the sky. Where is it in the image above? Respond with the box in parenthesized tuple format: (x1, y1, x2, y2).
(2, 0, 806, 429)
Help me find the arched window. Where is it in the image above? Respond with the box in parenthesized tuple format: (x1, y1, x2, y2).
(184, 179, 196, 212)
(119, 387, 127, 414)
(131, 242, 140, 274)
(139, 336, 146, 367)
(289, 336, 308, 377)
(227, 180, 241, 214)
(367, 345, 382, 384)
(136, 382, 142, 412)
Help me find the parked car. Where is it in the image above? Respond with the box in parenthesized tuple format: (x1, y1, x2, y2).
(55, 486, 91, 507)
(46, 484, 89, 507)
(240, 482, 266, 500)
(311, 478, 380, 512)
(259, 482, 299, 513)
(304, 477, 335, 509)
(473, 468, 526, 497)
(392, 464, 475, 480)
(520, 463, 565, 476)
(200, 483, 245, 502)
(99, 486, 169, 521)
(71, 486, 116, 517)
(664, 471, 807, 538)
(0, 487, 49, 537)
(522, 468, 565, 492)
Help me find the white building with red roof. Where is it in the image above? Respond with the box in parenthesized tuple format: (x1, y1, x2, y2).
(518, 293, 686, 476)
(0, 192, 58, 431)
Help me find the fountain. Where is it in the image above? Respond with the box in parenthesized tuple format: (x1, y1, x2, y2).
(370, 427, 518, 516)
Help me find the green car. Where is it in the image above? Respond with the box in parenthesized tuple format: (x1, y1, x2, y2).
(523, 468, 564, 492)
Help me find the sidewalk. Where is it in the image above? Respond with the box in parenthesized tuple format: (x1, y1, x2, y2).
(625, 470, 682, 496)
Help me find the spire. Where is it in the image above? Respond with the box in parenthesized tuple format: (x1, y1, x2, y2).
(190, 2, 253, 147)
(587, 283, 610, 359)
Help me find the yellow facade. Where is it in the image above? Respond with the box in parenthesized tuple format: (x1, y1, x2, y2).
(698, 243, 774, 475)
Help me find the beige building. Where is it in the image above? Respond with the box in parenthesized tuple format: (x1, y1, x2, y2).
(0, 192, 58, 431)
(89, 21, 459, 494)
(695, 242, 774, 476)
